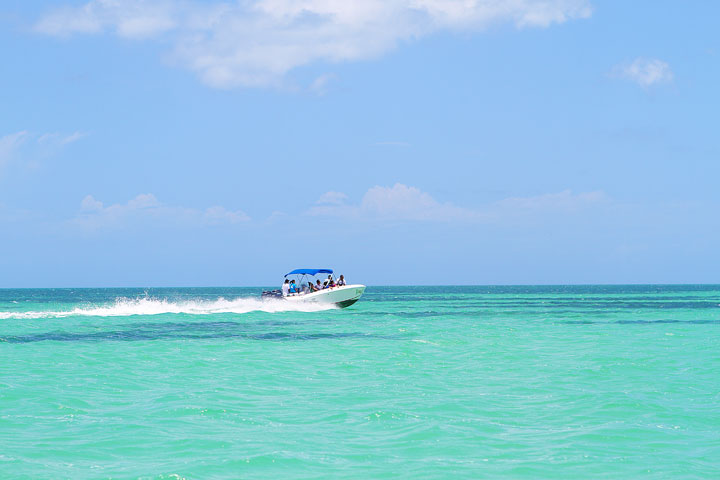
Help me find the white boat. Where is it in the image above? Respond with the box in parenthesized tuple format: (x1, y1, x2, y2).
(262, 269, 365, 308)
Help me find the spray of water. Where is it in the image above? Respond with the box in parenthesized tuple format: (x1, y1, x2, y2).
(0, 296, 336, 320)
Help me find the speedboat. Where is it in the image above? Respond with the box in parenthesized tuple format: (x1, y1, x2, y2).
(262, 268, 365, 308)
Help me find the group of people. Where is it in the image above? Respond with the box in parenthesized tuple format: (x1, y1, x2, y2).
(282, 274, 346, 296)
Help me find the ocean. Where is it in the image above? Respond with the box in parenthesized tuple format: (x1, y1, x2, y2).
(1, 285, 719, 479)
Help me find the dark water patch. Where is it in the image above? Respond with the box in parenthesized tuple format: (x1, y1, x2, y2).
(0, 330, 398, 344)
(0, 319, 403, 344)
(129, 319, 306, 330)
(564, 319, 720, 325)
(356, 299, 720, 313)
(365, 284, 720, 298)
(370, 295, 720, 304)
(418, 300, 720, 310)
(524, 301, 719, 310)
(355, 307, 720, 321)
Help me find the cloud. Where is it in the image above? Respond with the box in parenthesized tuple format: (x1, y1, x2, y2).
(309, 73, 335, 95)
(0, 131, 29, 168)
(74, 193, 250, 230)
(34, 0, 179, 38)
(308, 184, 608, 222)
(316, 190, 348, 205)
(494, 189, 608, 212)
(204, 205, 252, 224)
(612, 58, 673, 87)
(35, 0, 593, 88)
(308, 183, 484, 221)
(361, 183, 481, 221)
(38, 131, 88, 145)
(80, 194, 105, 211)
(1, 130, 84, 172)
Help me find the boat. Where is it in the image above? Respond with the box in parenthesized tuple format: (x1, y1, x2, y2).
(262, 268, 365, 308)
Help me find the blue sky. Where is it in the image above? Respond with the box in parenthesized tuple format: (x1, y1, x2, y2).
(0, 0, 718, 287)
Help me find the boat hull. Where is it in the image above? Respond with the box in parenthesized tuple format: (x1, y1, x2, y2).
(282, 284, 366, 308)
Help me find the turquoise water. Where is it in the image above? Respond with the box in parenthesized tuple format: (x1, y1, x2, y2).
(1, 286, 719, 479)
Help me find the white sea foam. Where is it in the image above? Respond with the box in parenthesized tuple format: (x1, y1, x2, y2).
(0, 296, 336, 320)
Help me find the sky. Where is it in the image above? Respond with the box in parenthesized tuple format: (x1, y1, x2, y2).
(0, 0, 718, 287)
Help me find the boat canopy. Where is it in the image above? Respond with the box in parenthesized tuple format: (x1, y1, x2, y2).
(285, 268, 333, 277)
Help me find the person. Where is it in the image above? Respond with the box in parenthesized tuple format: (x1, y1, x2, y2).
(316, 279, 323, 290)
(289, 279, 298, 294)
(281, 279, 290, 296)
(336, 275, 346, 286)
(308, 282, 317, 292)
(325, 274, 335, 288)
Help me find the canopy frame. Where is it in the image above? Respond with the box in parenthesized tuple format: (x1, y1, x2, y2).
(285, 268, 333, 277)
(284, 269, 337, 294)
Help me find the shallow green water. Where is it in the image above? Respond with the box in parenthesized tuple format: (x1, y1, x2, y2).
(1, 286, 719, 479)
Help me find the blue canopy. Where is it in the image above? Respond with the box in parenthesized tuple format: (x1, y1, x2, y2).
(285, 268, 333, 277)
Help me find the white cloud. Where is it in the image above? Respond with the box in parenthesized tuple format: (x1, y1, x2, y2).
(80, 194, 104, 211)
(361, 183, 480, 221)
(38, 131, 88, 145)
(309, 73, 335, 95)
(34, 0, 179, 38)
(126, 192, 161, 209)
(204, 205, 252, 224)
(316, 190, 348, 205)
(35, 0, 593, 88)
(612, 58, 673, 87)
(1, 130, 84, 172)
(494, 189, 607, 212)
(0, 131, 29, 167)
(61, 131, 88, 145)
(74, 193, 250, 230)
(308, 183, 483, 221)
(308, 184, 608, 222)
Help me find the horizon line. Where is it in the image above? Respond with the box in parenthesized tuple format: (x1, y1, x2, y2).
(1, 283, 719, 290)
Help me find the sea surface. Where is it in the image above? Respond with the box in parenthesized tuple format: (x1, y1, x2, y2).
(1, 285, 719, 479)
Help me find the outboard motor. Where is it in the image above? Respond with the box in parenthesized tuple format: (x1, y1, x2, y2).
(262, 289, 284, 299)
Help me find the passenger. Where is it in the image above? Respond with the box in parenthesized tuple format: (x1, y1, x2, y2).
(281, 279, 290, 296)
(336, 275, 346, 286)
(326, 275, 336, 288)
(308, 282, 316, 292)
(289, 280, 298, 294)
(316, 280, 323, 290)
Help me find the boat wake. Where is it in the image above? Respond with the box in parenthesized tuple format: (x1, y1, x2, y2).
(0, 296, 337, 320)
